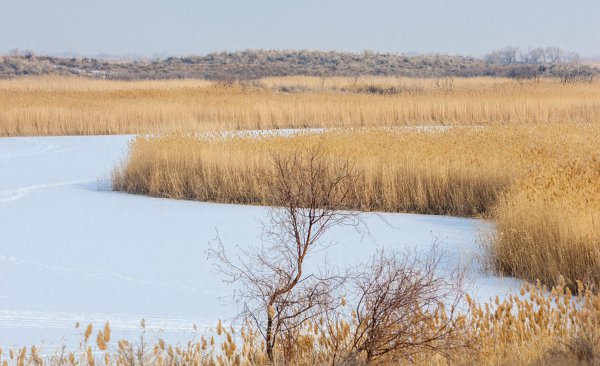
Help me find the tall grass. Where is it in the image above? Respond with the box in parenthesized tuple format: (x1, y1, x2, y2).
(113, 125, 600, 287)
(2, 76, 600, 136)
(113, 128, 520, 216)
(3, 281, 600, 365)
(491, 156, 600, 287)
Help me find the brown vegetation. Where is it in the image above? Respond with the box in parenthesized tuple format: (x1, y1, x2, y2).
(347, 248, 466, 363)
(3, 279, 600, 365)
(3, 48, 596, 81)
(2, 76, 600, 137)
(113, 125, 600, 288)
(209, 146, 361, 362)
(491, 154, 600, 288)
(3, 49, 600, 364)
(112, 128, 511, 216)
(207, 147, 467, 364)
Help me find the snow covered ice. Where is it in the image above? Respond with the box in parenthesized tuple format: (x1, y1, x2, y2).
(0, 135, 520, 350)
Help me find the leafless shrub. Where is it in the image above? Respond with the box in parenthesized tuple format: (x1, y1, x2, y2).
(277, 84, 313, 93)
(345, 248, 469, 364)
(556, 64, 596, 84)
(209, 144, 361, 362)
(341, 84, 423, 95)
(212, 78, 265, 90)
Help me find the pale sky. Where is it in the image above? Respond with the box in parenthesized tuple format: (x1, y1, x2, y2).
(1, 0, 599, 57)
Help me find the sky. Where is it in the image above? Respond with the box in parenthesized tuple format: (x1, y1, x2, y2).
(1, 0, 599, 58)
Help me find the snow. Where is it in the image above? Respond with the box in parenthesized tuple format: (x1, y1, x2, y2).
(0, 135, 520, 351)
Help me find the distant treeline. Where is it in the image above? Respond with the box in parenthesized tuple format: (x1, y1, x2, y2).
(0, 48, 597, 81)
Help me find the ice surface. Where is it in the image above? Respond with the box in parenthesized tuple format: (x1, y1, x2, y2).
(0, 135, 520, 350)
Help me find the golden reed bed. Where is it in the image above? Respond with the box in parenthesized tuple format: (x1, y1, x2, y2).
(1, 76, 600, 136)
(3, 281, 600, 365)
(4, 76, 600, 363)
(113, 125, 600, 288)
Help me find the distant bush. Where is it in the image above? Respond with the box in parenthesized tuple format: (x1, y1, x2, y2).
(2, 49, 596, 80)
(341, 83, 423, 95)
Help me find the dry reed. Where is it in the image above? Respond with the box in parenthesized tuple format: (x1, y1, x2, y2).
(491, 155, 600, 287)
(113, 128, 518, 216)
(113, 125, 600, 288)
(2, 76, 600, 136)
(2, 280, 600, 365)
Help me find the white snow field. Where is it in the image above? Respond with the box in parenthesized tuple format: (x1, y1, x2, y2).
(0, 135, 520, 350)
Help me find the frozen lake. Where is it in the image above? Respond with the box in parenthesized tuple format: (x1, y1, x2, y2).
(0, 135, 520, 350)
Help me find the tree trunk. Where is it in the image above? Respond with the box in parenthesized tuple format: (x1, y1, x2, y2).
(266, 311, 274, 362)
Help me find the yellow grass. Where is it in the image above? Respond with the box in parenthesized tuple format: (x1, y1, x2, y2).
(2, 281, 600, 365)
(492, 155, 600, 287)
(113, 128, 516, 216)
(113, 125, 600, 287)
(1, 76, 600, 136)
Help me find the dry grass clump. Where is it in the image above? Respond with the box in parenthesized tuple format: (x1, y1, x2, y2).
(465, 278, 600, 365)
(3, 281, 600, 366)
(2, 76, 600, 136)
(113, 127, 522, 216)
(491, 155, 600, 287)
(486, 125, 600, 287)
(113, 125, 597, 215)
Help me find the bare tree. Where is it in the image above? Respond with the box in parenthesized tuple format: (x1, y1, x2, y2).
(545, 46, 564, 63)
(564, 52, 581, 65)
(346, 248, 468, 364)
(485, 46, 520, 65)
(209, 145, 360, 362)
(523, 47, 546, 65)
